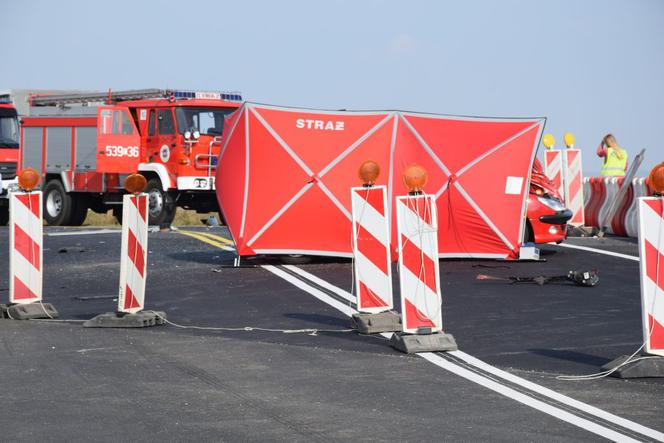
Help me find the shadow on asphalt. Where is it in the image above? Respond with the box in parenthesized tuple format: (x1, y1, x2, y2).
(529, 348, 613, 367)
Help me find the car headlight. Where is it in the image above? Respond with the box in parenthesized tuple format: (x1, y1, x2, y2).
(537, 195, 566, 211)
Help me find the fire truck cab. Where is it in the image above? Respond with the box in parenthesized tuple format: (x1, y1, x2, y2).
(19, 89, 242, 226)
(0, 98, 20, 225)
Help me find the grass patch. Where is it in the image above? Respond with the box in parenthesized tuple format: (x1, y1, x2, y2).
(80, 208, 219, 227)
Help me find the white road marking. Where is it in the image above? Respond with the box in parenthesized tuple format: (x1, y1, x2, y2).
(551, 241, 639, 262)
(46, 229, 121, 236)
(266, 264, 663, 442)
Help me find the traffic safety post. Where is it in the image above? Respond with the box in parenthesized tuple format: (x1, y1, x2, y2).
(350, 161, 401, 334)
(1, 168, 59, 320)
(562, 133, 585, 227)
(542, 134, 564, 198)
(390, 164, 457, 354)
(84, 174, 166, 328)
(602, 163, 664, 378)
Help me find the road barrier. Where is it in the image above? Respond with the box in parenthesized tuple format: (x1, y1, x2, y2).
(1, 168, 58, 319)
(638, 197, 664, 356)
(543, 149, 564, 198)
(395, 193, 442, 333)
(582, 176, 652, 237)
(351, 185, 393, 312)
(563, 149, 585, 226)
(84, 174, 165, 328)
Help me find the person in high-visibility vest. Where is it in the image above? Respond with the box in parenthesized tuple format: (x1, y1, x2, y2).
(597, 133, 628, 176)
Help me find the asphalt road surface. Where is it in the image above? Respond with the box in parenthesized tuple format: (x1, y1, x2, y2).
(1, 226, 662, 442)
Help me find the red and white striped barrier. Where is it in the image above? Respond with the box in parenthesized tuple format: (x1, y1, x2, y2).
(118, 193, 149, 313)
(563, 149, 584, 226)
(637, 197, 664, 356)
(9, 191, 42, 303)
(351, 185, 393, 313)
(583, 176, 652, 237)
(543, 149, 564, 198)
(396, 193, 443, 333)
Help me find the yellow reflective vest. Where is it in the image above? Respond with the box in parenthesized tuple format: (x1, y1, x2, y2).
(601, 147, 627, 176)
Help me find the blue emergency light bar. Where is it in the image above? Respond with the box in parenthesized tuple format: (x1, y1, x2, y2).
(171, 90, 243, 101)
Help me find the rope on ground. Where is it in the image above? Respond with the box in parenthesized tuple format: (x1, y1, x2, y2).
(146, 311, 354, 336)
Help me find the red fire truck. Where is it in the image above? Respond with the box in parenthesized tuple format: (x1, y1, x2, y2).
(0, 98, 20, 225)
(19, 89, 242, 225)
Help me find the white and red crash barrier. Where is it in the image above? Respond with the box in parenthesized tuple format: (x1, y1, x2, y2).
(562, 149, 585, 226)
(583, 176, 652, 237)
(637, 197, 664, 356)
(395, 193, 443, 333)
(118, 193, 149, 313)
(351, 185, 393, 312)
(9, 191, 43, 303)
(543, 149, 564, 198)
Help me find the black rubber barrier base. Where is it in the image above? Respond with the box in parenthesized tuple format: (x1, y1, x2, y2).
(0, 302, 59, 320)
(390, 331, 458, 354)
(83, 311, 166, 328)
(601, 354, 664, 378)
(351, 311, 402, 334)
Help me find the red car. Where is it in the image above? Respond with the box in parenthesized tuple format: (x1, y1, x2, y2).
(525, 159, 572, 244)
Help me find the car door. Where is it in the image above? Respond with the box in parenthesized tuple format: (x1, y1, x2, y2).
(96, 106, 141, 173)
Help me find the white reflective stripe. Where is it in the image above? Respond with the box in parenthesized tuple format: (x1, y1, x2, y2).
(352, 190, 389, 246)
(218, 106, 244, 162)
(262, 265, 356, 317)
(643, 278, 664, 341)
(552, 242, 640, 262)
(451, 350, 664, 442)
(282, 264, 356, 303)
(11, 194, 42, 239)
(46, 229, 121, 236)
(274, 263, 656, 443)
(400, 264, 441, 330)
(386, 116, 399, 225)
(399, 114, 452, 176)
(318, 181, 351, 221)
(396, 198, 438, 262)
(11, 251, 42, 300)
(247, 183, 313, 246)
(239, 107, 251, 238)
(419, 353, 641, 443)
(433, 181, 449, 199)
(122, 195, 148, 253)
(454, 182, 515, 251)
(640, 199, 664, 248)
(456, 121, 541, 177)
(250, 106, 314, 176)
(319, 113, 393, 177)
(355, 249, 392, 309)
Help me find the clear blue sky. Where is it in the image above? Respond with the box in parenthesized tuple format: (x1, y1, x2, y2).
(2, 0, 662, 175)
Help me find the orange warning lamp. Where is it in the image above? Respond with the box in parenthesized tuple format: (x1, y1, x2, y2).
(542, 133, 555, 149)
(648, 162, 664, 195)
(564, 132, 575, 148)
(358, 160, 380, 186)
(124, 173, 147, 194)
(402, 164, 428, 193)
(17, 168, 41, 191)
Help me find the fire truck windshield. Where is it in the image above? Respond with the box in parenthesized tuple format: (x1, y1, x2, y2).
(175, 108, 235, 137)
(0, 109, 19, 148)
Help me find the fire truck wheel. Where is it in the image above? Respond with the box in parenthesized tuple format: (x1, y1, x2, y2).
(146, 178, 176, 226)
(112, 206, 123, 225)
(0, 207, 8, 226)
(43, 180, 74, 226)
